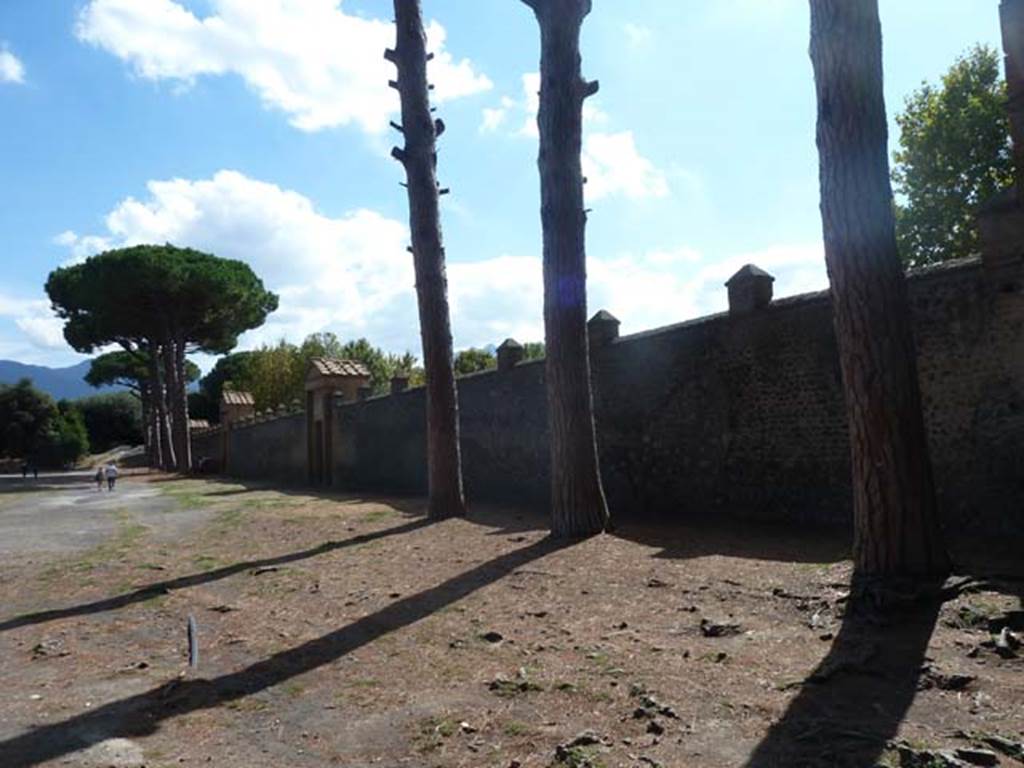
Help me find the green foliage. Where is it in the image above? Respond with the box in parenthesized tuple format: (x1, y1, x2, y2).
(75, 392, 143, 452)
(219, 334, 422, 412)
(454, 347, 497, 375)
(46, 244, 278, 354)
(0, 379, 57, 458)
(313, 335, 420, 394)
(85, 351, 149, 391)
(893, 45, 1014, 266)
(35, 402, 90, 468)
(523, 341, 546, 361)
(453, 342, 544, 377)
(192, 352, 255, 422)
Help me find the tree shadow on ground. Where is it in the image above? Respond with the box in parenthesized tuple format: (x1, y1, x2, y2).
(741, 566, 1023, 767)
(612, 517, 852, 565)
(0, 536, 565, 768)
(620, 517, 1024, 767)
(167, 476, 551, 537)
(743, 593, 942, 768)
(0, 516, 431, 634)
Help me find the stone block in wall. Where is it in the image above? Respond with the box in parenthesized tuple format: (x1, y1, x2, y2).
(726, 265, 775, 314)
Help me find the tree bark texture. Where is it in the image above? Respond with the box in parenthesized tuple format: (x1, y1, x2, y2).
(173, 336, 192, 473)
(147, 347, 173, 471)
(160, 340, 183, 472)
(389, 0, 466, 520)
(809, 0, 950, 580)
(523, 0, 609, 538)
(139, 380, 154, 468)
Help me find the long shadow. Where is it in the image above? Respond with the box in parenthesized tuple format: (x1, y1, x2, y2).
(0, 517, 431, 634)
(0, 536, 563, 767)
(612, 517, 852, 564)
(743, 590, 943, 768)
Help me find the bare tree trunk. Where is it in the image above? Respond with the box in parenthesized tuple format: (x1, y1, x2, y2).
(809, 0, 949, 583)
(147, 345, 173, 471)
(388, 0, 466, 520)
(522, 0, 608, 538)
(173, 335, 192, 473)
(160, 339, 179, 472)
(139, 380, 153, 467)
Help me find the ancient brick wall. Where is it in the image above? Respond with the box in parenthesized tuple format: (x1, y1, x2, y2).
(327, 257, 1023, 534)
(197, 256, 1023, 534)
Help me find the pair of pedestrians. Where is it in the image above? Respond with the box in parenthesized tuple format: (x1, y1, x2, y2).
(94, 462, 119, 491)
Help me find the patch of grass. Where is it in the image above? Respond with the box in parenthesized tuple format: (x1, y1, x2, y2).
(281, 682, 305, 697)
(414, 716, 459, 753)
(489, 671, 544, 698)
(192, 554, 221, 571)
(67, 509, 148, 572)
(212, 507, 246, 532)
(554, 745, 606, 768)
(502, 721, 533, 737)
(361, 508, 397, 523)
(347, 678, 379, 689)
(223, 697, 270, 713)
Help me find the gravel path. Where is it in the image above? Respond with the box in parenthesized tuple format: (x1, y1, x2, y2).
(0, 474, 215, 555)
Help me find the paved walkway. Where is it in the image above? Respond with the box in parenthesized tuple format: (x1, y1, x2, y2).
(0, 474, 212, 556)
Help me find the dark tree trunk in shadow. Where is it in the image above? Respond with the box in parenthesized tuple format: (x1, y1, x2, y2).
(160, 339, 183, 473)
(147, 347, 173, 471)
(388, 0, 466, 521)
(809, 0, 949, 583)
(138, 381, 153, 468)
(522, 0, 609, 539)
(173, 335, 192, 473)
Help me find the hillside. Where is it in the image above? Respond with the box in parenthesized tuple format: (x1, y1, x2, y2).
(0, 359, 125, 400)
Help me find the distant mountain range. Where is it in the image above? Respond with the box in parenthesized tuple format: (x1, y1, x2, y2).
(0, 359, 126, 401)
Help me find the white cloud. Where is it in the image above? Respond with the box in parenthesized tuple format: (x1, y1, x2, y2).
(624, 23, 653, 47)
(75, 0, 492, 133)
(53, 231, 114, 264)
(480, 76, 668, 202)
(51, 170, 827, 361)
(480, 96, 515, 134)
(0, 294, 65, 351)
(582, 131, 670, 202)
(0, 45, 25, 84)
(481, 72, 608, 138)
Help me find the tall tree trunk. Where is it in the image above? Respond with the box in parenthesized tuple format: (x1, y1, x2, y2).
(388, 0, 466, 520)
(160, 339, 179, 472)
(808, 0, 949, 582)
(147, 345, 173, 471)
(522, 0, 608, 538)
(173, 335, 192, 473)
(138, 380, 153, 467)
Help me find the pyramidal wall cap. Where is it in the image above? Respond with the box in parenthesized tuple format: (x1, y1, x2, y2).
(726, 264, 775, 286)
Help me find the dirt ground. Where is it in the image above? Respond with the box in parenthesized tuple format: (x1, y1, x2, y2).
(0, 475, 1021, 768)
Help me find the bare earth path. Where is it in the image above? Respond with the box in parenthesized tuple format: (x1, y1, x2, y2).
(0, 476, 1020, 768)
(0, 473, 213, 556)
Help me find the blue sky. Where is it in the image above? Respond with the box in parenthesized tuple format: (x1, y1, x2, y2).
(0, 0, 1002, 368)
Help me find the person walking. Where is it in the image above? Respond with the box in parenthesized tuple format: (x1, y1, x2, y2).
(94, 466, 104, 491)
(104, 462, 118, 491)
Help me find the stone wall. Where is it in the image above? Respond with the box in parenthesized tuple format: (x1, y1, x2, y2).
(196, 256, 1024, 534)
(193, 411, 307, 487)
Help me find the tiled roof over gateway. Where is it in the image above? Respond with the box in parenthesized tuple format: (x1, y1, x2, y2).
(309, 358, 371, 378)
(221, 391, 255, 406)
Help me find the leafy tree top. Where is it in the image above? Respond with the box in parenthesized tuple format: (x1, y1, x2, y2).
(86, 350, 199, 393)
(46, 244, 279, 353)
(893, 45, 1013, 266)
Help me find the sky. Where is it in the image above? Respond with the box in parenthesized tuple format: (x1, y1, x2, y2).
(0, 0, 1002, 369)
